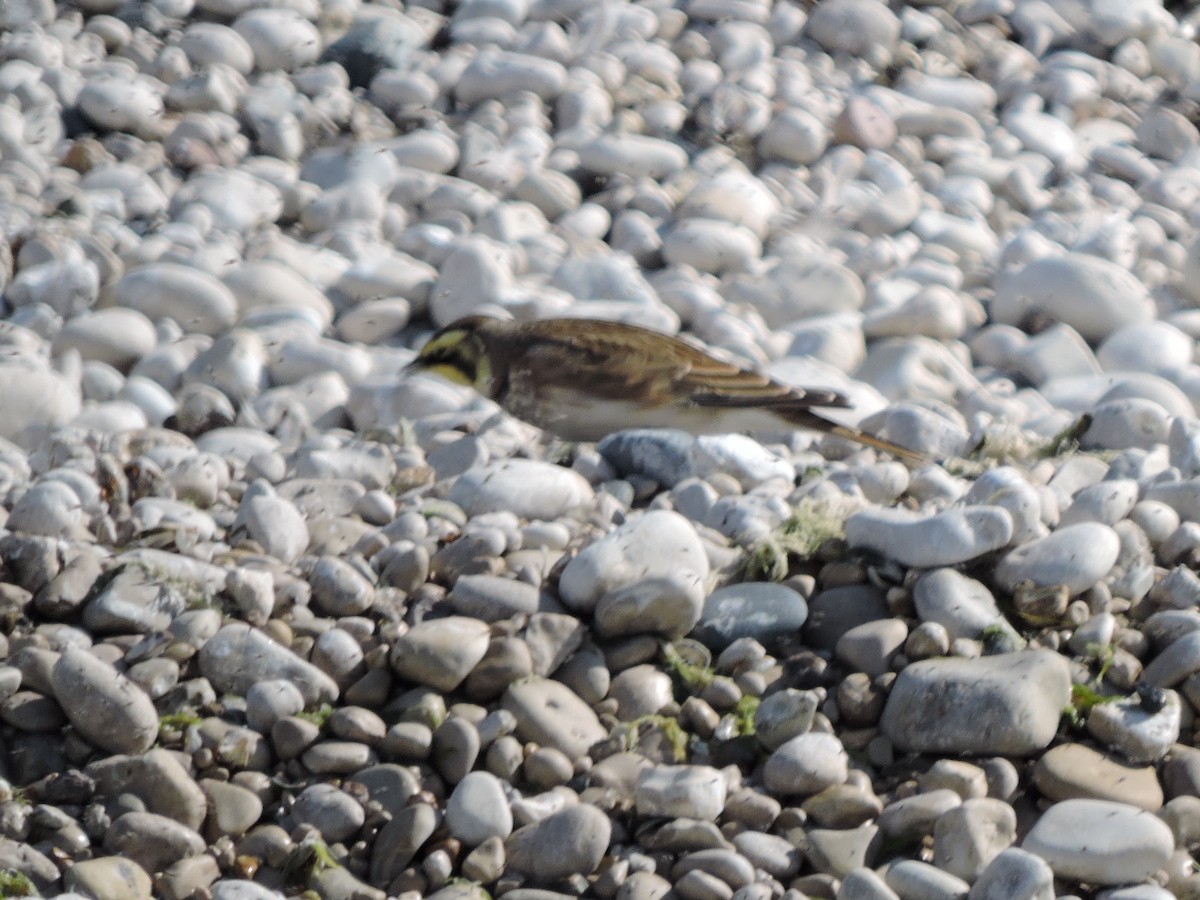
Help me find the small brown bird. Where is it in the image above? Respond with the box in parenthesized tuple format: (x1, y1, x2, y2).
(410, 315, 924, 461)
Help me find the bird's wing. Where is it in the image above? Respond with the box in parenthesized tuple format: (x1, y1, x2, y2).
(513, 322, 851, 409)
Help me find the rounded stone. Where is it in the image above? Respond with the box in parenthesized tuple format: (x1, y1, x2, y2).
(1021, 799, 1174, 886)
(992, 254, 1154, 343)
(846, 506, 1014, 568)
(506, 804, 612, 882)
(560, 510, 709, 615)
(763, 733, 849, 797)
(995, 523, 1121, 596)
(52, 646, 158, 754)
(694, 582, 808, 652)
(114, 263, 239, 337)
(449, 459, 594, 519)
(390, 616, 490, 692)
(636, 764, 727, 821)
(881, 651, 1071, 756)
(445, 771, 513, 846)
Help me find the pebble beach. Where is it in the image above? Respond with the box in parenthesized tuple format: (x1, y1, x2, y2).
(4, 0, 1200, 897)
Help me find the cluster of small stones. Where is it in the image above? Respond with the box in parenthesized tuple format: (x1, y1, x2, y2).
(6, 0, 1200, 898)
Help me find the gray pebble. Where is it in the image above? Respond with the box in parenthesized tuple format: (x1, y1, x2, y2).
(449, 459, 594, 519)
(503, 677, 606, 760)
(913, 569, 1010, 641)
(87, 749, 207, 830)
(104, 811, 205, 874)
(609, 664, 673, 720)
(846, 506, 1013, 568)
(302, 740, 377, 774)
(932, 798, 1017, 882)
(881, 651, 1070, 755)
(291, 783, 365, 844)
(694, 582, 808, 652)
(200, 779, 263, 838)
(763, 733, 848, 797)
(995, 523, 1120, 595)
(63, 857, 152, 900)
(449, 574, 541, 622)
(506, 804, 612, 883)
(753, 689, 818, 751)
(1021, 799, 1173, 886)
(52, 646, 158, 754)
(232, 481, 309, 564)
(445, 771, 513, 846)
(115, 263, 238, 338)
(199, 624, 338, 705)
(560, 510, 709, 615)
(391, 616, 490, 692)
(884, 859, 970, 900)
(1087, 688, 1181, 763)
(309, 556, 375, 617)
(636, 765, 727, 821)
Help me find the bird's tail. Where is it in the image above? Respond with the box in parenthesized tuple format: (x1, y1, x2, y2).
(826, 423, 929, 464)
(785, 409, 929, 465)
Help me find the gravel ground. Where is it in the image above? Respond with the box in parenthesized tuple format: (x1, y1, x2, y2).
(2, 0, 1200, 898)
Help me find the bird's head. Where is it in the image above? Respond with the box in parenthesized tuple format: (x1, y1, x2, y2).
(408, 316, 496, 396)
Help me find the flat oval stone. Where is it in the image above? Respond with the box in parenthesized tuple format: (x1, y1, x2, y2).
(1032, 743, 1163, 811)
(970, 847, 1055, 900)
(995, 523, 1120, 595)
(693, 582, 808, 652)
(913, 569, 1008, 640)
(63, 857, 152, 900)
(449, 459, 594, 519)
(560, 510, 709, 615)
(763, 732, 849, 797)
(662, 218, 763, 274)
(449, 574, 541, 622)
(880, 650, 1071, 756)
(391, 616, 490, 692)
(77, 72, 165, 137)
(506, 804, 611, 882)
(1022, 799, 1173, 885)
(502, 677, 606, 760)
(1082, 398, 1172, 451)
(578, 133, 689, 179)
(636, 765, 727, 821)
(846, 506, 1013, 567)
(52, 646, 158, 754)
(52, 308, 158, 369)
(222, 261, 334, 330)
(445, 771, 512, 846)
(115, 263, 238, 337)
(232, 7, 321, 72)
(992, 254, 1154, 342)
(198, 623, 339, 704)
(885, 859, 971, 900)
(456, 48, 568, 104)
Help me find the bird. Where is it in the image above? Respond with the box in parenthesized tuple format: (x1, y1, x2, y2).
(408, 315, 925, 462)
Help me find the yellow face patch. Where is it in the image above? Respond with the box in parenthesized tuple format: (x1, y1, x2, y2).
(418, 330, 470, 358)
(426, 362, 474, 386)
(414, 328, 492, 394)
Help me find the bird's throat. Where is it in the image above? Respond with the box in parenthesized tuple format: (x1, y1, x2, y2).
(426, 363, 475, 387)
